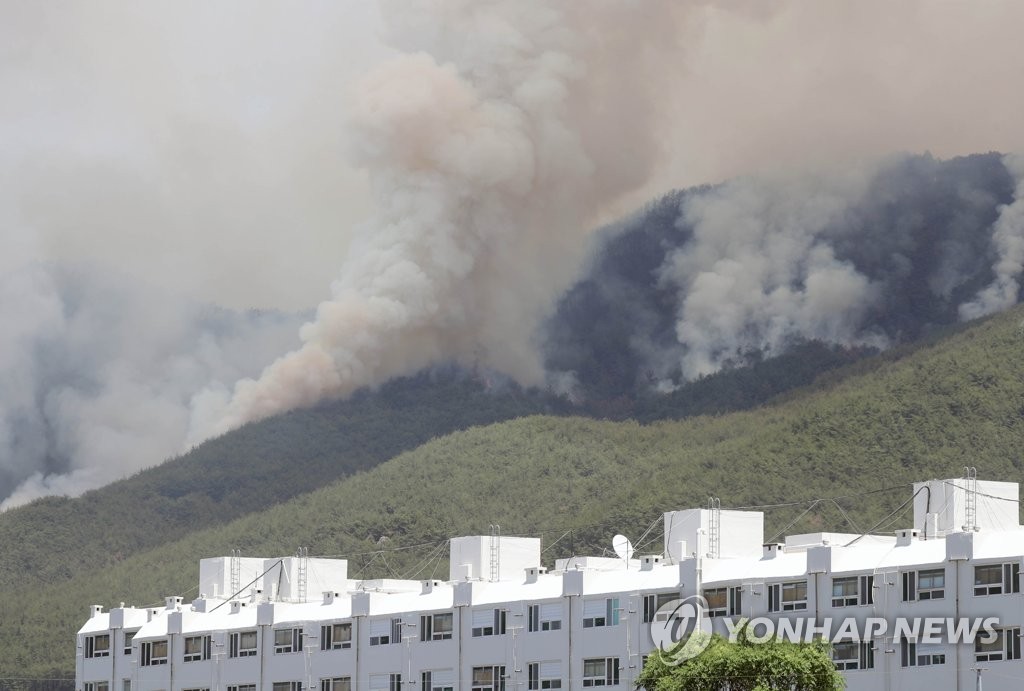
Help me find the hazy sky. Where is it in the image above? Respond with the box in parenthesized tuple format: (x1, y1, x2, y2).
(4, 1, 1023, 311)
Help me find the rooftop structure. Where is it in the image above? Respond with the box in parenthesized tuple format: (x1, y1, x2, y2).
(78, 475, 1024, 691)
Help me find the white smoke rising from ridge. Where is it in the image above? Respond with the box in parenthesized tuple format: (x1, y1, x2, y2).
(0, 220, 305, 510)
(657, 164, 889, 382)
(189, 0, 703, 440)
(959, 154, 1024, 320)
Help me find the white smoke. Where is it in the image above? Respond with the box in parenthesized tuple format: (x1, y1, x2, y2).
(190, 0, 704, 439)
(658, 165, 889, 381)
(959, 154, 1024, 320)
(0, 221, 303, 510)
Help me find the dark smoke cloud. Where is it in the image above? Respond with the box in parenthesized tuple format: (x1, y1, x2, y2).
(544, 153, 1018, 396)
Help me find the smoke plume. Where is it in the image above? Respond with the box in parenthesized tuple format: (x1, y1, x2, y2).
(189, 0, 701, 439)
(959, 155, 1024, 320)
(544, 153, 1018, 396)
(0, 228, 303, 510)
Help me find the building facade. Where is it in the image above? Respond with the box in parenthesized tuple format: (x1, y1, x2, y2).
(78, 477, 1024, 691)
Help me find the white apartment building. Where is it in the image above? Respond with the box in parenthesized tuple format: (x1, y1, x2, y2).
(78, 476, 1024, 691)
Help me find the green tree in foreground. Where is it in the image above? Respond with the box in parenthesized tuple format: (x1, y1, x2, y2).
(637, 635, 845, 691)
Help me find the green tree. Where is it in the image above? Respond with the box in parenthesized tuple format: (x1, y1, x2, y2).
(637, 635, 844, 691)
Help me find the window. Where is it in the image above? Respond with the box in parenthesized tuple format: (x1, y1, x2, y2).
(84, 684, 109, 691)
(228, 686, 256, 691)
(274, 628, 303, 654)
(122, 680, 130, 691)
(369, 674, 402, 691)
(471, 666, 506, 691)
(583, 598, 620, 628)
(421, 612, 454, 641)
(184, 634, 211, 662)
(829, 575, 873, 607)
(974, 563, 1021, 596)
(421, 670, 455, 691)
(370, 618, 403, 645)
(321, 679, 352, 691)
(768, 581, 807, 612)
(528, 604, 563, 632)
(642, 593, 677, 623)
(321, 622, 352, 650)
(831, 577, 858, 607)
(182, 688, 210, 691)
(140, 640, 168, 666)
(582, 658, 619, 687)
(528, 662, 562, 690)
(832, 641, 874, 670)
(903, 568, 944, 601)
(229, 631, 258, 657)
(472, 609, 507, 637)
(85, 633, 111, 658)
(976, 627, 1021, 662)
(704, 588, 727, 617)
(901, 640, 946, 667)
(272, 684, 302, 691)
(123, 631, 137, 655)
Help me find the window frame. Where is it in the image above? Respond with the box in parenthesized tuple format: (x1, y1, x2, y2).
(471, 665, 506, 691)
(832, 641, 873, 671)
(527, 603, 563, 632)
(472, 609, 508, 637)
(642, 593, 677, 623)
(229, 630, 258, 658)
(901, 640, 946, 667)
(421, 670, 455, 691)
(183, 634, 212, 662)
(274, 627, 304, 654)
(976, 627, 1022, 662)
(582, 658, 620, 687)
(421, 612, 454, 641)
(85, 633, 111, 659)
(582, 598, 620, 628)
(321, 622, 353, 650)
(768, 581, 807, 612)
(321, 678, 352, 691)
(140, 639, 169, 666)
(904, 568, 945, 601)
(974, 562, 1021, 597)
(527, 662, 562, 690)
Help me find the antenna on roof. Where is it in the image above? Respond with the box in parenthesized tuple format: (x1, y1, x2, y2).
(612, 534, 634, 565)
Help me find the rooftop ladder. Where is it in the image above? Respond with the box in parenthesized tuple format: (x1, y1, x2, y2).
(708, 497, 721, 559)
(297, 546, 309, 603)
(963, 466, 979, 532)
(230, 549, 241, 595)
(489, 525, 501, 582)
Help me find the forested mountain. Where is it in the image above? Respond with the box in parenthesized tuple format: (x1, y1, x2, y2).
(6, 304, 1024, 683)
(3, 153, 1024, 687)
(544, 152, 1016, 402)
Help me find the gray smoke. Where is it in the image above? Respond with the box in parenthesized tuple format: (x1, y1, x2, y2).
(6, 1, 1024, 506)
(659, 164, 888, 379)
(0, 222, 303, 510)
(959, 154, 1024, 320)
(189, 0, 710, 439)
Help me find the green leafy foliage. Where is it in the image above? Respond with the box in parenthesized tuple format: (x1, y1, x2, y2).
(637, 635, 844, 691)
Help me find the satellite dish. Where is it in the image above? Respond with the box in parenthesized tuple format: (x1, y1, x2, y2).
(612, 534, 634, 562)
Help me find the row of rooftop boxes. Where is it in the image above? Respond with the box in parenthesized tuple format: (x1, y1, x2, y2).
(198, 508, 767, 603)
